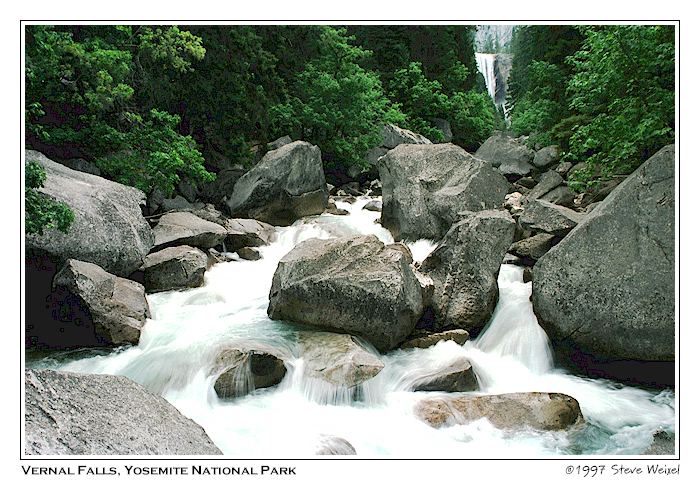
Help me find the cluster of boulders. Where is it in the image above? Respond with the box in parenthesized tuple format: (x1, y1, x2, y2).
(262, 133, 587, 435)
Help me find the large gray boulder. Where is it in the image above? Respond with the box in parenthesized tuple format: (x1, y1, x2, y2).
(45, 259, 150, 348)
(298, 332, 384, 388)
(540, 185, 576, 208)
(267, 135, 293, 151)
(475, 132, 535, 177)
(527, 170, 564, 201)
(152, 211, 228, 251)
(420, 210, 515, 332)
(379, 144, 510, 241)
(415, 392, 584, 431)
(143, 246, 208, 293)
(533, 145, 675, 376)
(25, 151, 153, 277)
(25, 369, 222, 455)
(509, 233, 556, 263)
(197, 166, 247, 207)
(432, 118, 453, 143)
(227, 141, 328, 226)
(268, 235, 424, 352)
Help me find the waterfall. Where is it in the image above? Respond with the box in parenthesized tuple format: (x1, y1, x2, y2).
(476, 53, 497, 101)
(27, 196, 675, 457)
(476, 52, 513, 123)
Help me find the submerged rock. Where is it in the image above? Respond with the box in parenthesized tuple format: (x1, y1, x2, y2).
(362, 199, 382, 212)
(315, 435, 357, 455)
(415, 392, 584, 431)
(298, 332, 384, 388)
(25, 151, 153, 277)
(533, 145, 675, 383)
(224, 218, 276, 251)
(46, 259, 149, 348)
(379, 143, 510, 241)
(143, 246, 208, 293)
(212, 343, 288, 399)
(400, 329, 470, 349)
(643, 430, 675, 455)
(227, 141, 328, 226)
(25, 369, 222, 455)
(411, 357, 479, 393)
(236, 247, 261, 261)
(268, 235, 424, 352)
(420, 210, 515, 333)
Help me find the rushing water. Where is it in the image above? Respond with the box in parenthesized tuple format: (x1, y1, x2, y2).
(27, 197, 675, 457)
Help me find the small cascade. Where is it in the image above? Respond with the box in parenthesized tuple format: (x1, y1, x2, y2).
(475, 265, 553, 374)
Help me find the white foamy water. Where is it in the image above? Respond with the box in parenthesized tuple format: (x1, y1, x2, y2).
(29, 197, 675, 457)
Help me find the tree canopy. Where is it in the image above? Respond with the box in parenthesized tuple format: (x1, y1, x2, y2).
(507, 25, 675, 188)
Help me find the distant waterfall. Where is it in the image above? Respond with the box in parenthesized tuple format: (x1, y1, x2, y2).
(476, 52, 513, 122)
(476, 53, 498, 101)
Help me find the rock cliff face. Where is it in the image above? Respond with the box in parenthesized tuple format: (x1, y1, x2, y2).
(494, 53, 513, 106)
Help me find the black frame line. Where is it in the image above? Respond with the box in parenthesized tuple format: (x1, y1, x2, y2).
(18, 18, 682, 463)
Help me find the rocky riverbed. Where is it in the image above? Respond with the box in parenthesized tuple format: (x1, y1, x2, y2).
(24, 129, 676, 456)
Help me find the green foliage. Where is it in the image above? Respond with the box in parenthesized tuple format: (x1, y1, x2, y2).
(137, 26, 205, 74)
(350, 26, 481, 95)
(25, 25, 213, 195)
(510, 61, 568, 147)
(390, 62, 496, 150)
(271, 27, 401, 169)
(95, 110, 214, 196)
(448, 91, 497, 150)
(26, 24, 495, 185)
(566, 26, 675, 181)
(389, 62, 450, 141)
(25, 162, 74, 236)
(508, 25, 674, 188)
